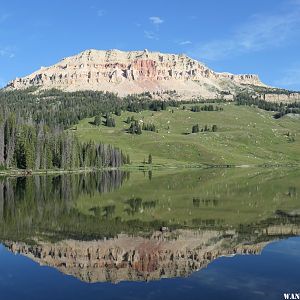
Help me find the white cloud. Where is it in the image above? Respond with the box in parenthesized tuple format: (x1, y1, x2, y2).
(189, 3, 300, 61)
(0, 47, 15, 59)
(145, 16, 164, 40)
(179, 40, 192, 46)
(149, 16, 164, 25)
(144, 30, 158, 40)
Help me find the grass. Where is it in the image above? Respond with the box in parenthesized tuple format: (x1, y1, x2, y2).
(74, 103, 300, 166)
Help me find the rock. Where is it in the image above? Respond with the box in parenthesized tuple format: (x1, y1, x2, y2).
(5, 49, 269, 100)
(260, 92, 300, 103)
(160, 226, 169, 232)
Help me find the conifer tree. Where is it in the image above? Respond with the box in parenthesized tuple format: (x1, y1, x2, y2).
(94, 115, 101, 126)
(212, 125, 218, 132)
(192, 124, 199, 133)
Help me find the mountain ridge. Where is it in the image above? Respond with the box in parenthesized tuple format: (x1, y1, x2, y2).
(5, 49, 268, 99)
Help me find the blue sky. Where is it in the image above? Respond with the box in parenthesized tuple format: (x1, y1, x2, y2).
(1, 0, 300, 90)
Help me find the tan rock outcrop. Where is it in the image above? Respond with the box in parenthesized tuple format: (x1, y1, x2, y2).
(260, 93, 300, 103)
(5, 49, 267, 100)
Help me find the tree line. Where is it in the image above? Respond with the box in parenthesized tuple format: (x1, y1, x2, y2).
(0, 89, 183, 131)
(4, 88, 282, 171)
(235, 92, 300, 118)
(0, 89, 186, 170)
(191, 124, 218, 133)
(0, 114, 128, 170)
(0, 89, 138, 170)
(191, 105, 223, 112)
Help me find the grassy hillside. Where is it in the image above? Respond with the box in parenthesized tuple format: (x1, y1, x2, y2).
(74, 103, 300, 166)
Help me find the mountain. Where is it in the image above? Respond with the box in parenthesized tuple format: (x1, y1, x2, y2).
(5, 49, 269, 100)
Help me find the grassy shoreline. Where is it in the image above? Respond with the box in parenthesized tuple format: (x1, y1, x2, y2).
(1, 162, 300, 177)
(2, 103, 298, 178)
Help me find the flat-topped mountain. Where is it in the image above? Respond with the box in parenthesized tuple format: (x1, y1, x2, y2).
(5, 49, 267, 99)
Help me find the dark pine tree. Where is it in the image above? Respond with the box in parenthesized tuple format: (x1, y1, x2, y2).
(192, 124, 200, 133)
(94, 115, 101, 126)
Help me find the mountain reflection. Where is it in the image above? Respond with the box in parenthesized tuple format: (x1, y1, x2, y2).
(0, 168, 300, 283)
(4, 222, 300, 283)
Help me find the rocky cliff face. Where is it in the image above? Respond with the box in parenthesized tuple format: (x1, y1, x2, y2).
(5, 49, 266, 99)
(5, 229, 271, 283)
(260, 92, 300, 103)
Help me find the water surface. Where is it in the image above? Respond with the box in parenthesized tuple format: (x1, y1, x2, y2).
(0, 168, 299, 299)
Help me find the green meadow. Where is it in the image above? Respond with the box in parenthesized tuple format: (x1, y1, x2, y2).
(74, 103, 300, 167)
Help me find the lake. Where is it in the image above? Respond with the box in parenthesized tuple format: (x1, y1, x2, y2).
(0, 168, 299, 300)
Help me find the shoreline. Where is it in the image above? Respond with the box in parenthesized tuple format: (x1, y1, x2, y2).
(0, 162, 299, 177)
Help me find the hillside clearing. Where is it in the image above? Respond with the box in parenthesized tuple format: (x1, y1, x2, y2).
(74, 104, 300, 166)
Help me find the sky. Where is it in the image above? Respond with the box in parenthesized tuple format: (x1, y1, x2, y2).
(1, 0, 300, 90)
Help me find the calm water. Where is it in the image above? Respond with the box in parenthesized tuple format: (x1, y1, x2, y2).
(0, 168, 299, 300)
